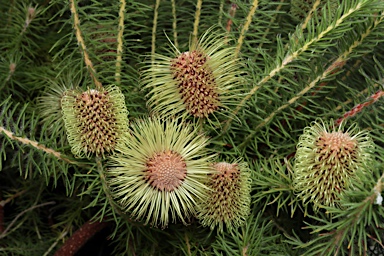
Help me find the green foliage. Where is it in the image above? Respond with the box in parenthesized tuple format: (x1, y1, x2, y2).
(1, 0, 384, 255)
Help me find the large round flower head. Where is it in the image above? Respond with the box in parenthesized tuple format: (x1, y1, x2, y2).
(293, 119, 374, 209)
(106, 117, 215, 228)
(141, 29, 244, 124)
(197, 162, 251, 232)
(61, 84, 129, 158)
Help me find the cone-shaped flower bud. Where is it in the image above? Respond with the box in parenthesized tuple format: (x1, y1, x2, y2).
(141, 29, 244, 124)
(197, 162, 251, 232)
(61, 85, 128, 158)
(107, 117, 215, 228)
(293, 120, 374, 209)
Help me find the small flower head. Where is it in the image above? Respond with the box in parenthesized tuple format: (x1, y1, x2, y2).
(61, 84, 128, 158)
(197, 162, 251, 232)
(293, 120, 374, 209)
(141, 29, 244, 124)
(107, 117, 214, 228)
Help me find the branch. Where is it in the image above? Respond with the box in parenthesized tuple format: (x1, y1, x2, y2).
(239, 58, 342, 148)
(0, 126, 88, 168)
(192, 0, 203, 40)
(0, 189, 27, 207)
(234, 0, 259, 58)
(224, 1, 370, 132)
(225, 4, 238, 34)
(239, 9, 384, 146)
(171, 0, 178, 49)
(151, 0, 160, 57)
(115, 0, 126, 84)
(336, 90, 384, 126)
(0, 126, 81, 166)
(256, 0, 284, 52)
(301, 0, 321, 30)
(68, 0, 102, 90)
(0, 201, 55, 239)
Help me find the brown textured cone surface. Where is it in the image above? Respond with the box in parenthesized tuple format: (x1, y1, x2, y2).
(145, 150, 187, 191)
(313, 131, 357, 200)
(75, 90, 117, 156)
(316, 131, 357, 159)
(210, 163, 240, 220)
(171, 50, 219, 118)
(54, 220, 109, 256)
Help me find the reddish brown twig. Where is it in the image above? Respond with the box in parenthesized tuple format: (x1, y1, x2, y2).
(295, 60, 347, 112)
(0, 189, 27, 234)
(226, 3, 238, 33)
(336, 90, 384, 126)
(54, 219, 110, 256)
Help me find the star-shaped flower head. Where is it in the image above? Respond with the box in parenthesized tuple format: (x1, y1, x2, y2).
(61, 84, 129, 158)
(197, 162, 251, 232)
(293, 119, 374, 210)
(107, 117, 215, 228)
(141, 29, 244, 125)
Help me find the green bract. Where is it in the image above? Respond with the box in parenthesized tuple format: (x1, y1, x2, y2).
(61, 85, 129, 158)
(293, 120, 374, 209)
(141, 29, 244, 124)
(106, 117, 215, 228)
(197, 162, 251, 232)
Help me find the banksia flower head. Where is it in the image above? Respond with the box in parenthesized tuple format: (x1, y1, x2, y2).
(107, 117, 214, 228)
(293, 120, 374, 209)
(141, 29, 243, 124)
(197, 162, 251, 232)
(61, 84, 128, 158)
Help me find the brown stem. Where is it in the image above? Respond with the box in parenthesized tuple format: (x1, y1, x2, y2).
(69, 0, 102, 90)
(336, 90, 384, 126)
(54, 219, 110, 256)
(226, 3, 237, 33)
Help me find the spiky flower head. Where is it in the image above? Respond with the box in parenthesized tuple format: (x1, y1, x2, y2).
(106, 117, 215, 228)
(197, 162, 251, 232)
(61, 84, 128, 158)
(141, 29, 243, 123)
(293, 120, 374, 209)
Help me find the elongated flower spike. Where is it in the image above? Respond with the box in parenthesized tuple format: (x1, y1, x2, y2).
(61, 84, 129, 158)
(293, 119, 374, 210)
(107, 117, 215, 228)
(197, 161, 251, 232)
(141, 28, 244, 124)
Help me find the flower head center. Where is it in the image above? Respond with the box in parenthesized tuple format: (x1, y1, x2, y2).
(317, 131, 357, 156)
(170, 50, 219, 118)
(145, 150, 187, 192)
